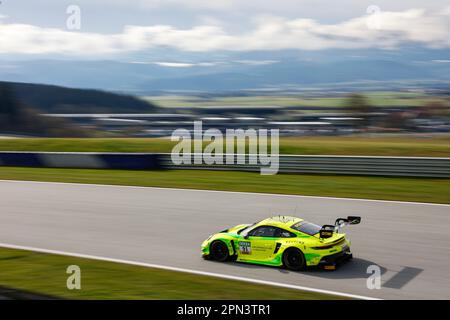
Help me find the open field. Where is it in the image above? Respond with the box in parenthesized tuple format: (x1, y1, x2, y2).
(0, 247, 337, 299)
(0, 167, 448, 204)
(0, 136, 449, 157)
(142, 93, 450, 108)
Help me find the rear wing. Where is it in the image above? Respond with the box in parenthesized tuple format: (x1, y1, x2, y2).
(319, 216, 361, 239)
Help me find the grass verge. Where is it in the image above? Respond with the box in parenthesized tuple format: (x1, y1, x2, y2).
(0, 167, 448, 204)
(0, 247, 340, 299)
(142, 93, 450, 108)
(0, 136, 449, 157)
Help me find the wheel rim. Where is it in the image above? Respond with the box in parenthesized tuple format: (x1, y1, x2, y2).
(211, 242, 228, 261)
(286, 250, 302, 268)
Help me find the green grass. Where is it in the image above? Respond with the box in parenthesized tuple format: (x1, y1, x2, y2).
(0, 167, 449, 204)
(0, 247, 339, 299)
(142, 93, 450, 108)
(0, 136, 449, 157)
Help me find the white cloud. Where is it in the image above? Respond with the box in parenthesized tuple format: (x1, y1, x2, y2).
(153, 62, 195, 67)
(129, 61, 223, 67)
(0, 7, 449, 55)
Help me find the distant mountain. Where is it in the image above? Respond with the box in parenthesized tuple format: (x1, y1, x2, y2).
(1, 48, 449, 93)
(137, 59, 438, 91)
(1, 81, 158, 114)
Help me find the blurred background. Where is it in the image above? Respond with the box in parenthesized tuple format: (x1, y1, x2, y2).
(1, 80, 450, 138)
(0, 1, 449, 138)
(0, 0, 449, 301)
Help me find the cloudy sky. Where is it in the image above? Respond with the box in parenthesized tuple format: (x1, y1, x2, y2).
(0, 0, 449, 57)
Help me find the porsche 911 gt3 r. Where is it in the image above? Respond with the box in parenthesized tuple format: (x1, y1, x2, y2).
(201, 215, 361, 270)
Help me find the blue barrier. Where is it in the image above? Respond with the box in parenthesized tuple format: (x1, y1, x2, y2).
(97, 154, 160, 169)
(0, 152, 162, 170)
(0, 152, 42, 167)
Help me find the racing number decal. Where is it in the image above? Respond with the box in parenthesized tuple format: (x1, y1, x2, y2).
(238, 241, 251, 254)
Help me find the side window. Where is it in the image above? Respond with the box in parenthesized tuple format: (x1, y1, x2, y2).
(275, 228, 296, 238)
(248, 226, 277, 237)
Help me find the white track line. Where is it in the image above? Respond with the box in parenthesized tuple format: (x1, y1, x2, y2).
(0, 242, 379, 300)
(0, 179, 448, 207)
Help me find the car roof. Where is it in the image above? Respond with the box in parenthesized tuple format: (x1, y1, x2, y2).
(257, 216, 303, 229)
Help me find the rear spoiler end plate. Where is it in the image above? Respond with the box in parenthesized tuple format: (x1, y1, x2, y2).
(319, 216, 361, 239)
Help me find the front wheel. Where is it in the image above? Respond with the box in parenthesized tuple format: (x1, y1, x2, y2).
(282, 248, 305, 271)
(209, 240, 230, 262)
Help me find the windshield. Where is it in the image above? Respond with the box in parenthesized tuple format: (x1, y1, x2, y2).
(291, 221, 321, 236)
(237, 223, 256, 235)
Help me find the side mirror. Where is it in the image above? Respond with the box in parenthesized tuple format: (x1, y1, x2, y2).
(347, 216, 361, 225)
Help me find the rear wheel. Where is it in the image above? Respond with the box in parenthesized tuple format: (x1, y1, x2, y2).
(210, 240, 230, 262)
(282, 248, 305, 271)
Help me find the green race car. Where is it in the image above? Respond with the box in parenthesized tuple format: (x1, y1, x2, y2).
(201, 215, 361, 270)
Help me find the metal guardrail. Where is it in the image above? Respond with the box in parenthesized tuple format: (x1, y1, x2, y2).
(0, 152, 449, 178)
(160, 154, 450, 178)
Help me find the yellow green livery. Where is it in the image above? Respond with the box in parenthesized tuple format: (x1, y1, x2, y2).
(201, 215, 361, 270)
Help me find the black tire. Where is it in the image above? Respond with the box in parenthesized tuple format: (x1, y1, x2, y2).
(210, 241, 230, 262)
(282, 248, 306, 271)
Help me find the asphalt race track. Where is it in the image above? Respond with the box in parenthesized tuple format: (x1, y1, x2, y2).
(0, 180, 449, 299)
